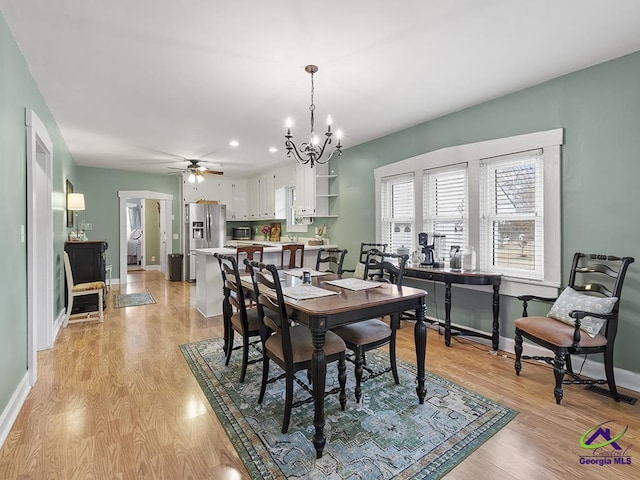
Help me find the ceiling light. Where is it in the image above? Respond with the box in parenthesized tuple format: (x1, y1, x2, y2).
(269, 147, 278, 153)
(197, 174, 204, 183)
(229, 140, 239, 147)
(188, 173, 196, 183)
(285, 65, 342, 168)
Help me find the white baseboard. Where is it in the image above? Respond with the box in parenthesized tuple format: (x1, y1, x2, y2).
(423, 321, 640, 394)
(0, 373, 31, 451)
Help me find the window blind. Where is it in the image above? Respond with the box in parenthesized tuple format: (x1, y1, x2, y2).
(381, 173, 414, 253)
(479, 149, 544, 280)
(422, 164, 468, 259)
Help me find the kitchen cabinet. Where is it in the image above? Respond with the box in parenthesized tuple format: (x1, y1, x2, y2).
(64, 241, 108, 314)
(294, 164, 316, 216)
(230, 179, 248, 220)
(294, 163, 337, 217)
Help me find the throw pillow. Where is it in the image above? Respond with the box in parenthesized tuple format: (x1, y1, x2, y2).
(353, 262, 366, 280)
(547, 287, 618, 338)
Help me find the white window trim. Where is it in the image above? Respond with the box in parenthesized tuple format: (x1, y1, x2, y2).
(374, 129, 563, 298)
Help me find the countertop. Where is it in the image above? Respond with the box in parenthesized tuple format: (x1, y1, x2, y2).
(194, 243, 337, 256)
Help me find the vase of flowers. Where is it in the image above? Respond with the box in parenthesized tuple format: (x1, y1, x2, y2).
(261, 225, 271, 241)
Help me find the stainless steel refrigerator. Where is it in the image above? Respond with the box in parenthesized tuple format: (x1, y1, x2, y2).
(184, 203, 226, 282)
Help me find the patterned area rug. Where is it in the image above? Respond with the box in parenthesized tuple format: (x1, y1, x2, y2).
(114, 292, 156, 308)
(181, 338, 517, 479)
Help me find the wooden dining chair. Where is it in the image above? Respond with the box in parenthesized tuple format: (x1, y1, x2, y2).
(215, 253, 261, 383)
(331, 250, 408, 402)
(514, 252, 635, 404)
(236, 245, 264, 273)
(281, 243, 304, 269)
(315, 247, 348, 274)
(342, 242, 387, 279)
(244, 260, 347, 433)
(63, 251, 105, 327)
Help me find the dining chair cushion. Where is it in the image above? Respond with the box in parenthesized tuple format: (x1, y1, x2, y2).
(514, 316, 608, 348)
(265, 325, 346, 364)
(230, 306, 261, 332)
(332, 319, 390, 347)
(73, 281, 105, 292)
(547, 287, 617, 337)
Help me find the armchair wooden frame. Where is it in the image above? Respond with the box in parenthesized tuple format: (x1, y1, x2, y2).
(63, 251, 105, 327)
(315, 247, 348, 274)
(332, 250, 409, 402)
(215, 253, 261, 383)
(244, 260, 347, 433)
(514, 252, 635, 404)
(281, 243, 305, 269)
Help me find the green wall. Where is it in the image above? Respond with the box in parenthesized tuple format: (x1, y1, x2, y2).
(0, 14, 77, 411)
(331, 51, 640, 373)
(77, 167, 181, 278)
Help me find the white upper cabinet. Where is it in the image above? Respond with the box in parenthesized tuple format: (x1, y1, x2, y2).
(294, 163, 337, 217)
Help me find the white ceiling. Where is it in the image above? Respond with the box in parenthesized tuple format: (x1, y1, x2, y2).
(3, 0, 640, 177)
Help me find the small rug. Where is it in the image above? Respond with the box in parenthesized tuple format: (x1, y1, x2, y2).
(114, 292, 156, 308)
(180, 337, 517, 479)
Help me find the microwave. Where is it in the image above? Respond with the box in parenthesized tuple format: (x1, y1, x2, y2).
(232, 226, 251, 240)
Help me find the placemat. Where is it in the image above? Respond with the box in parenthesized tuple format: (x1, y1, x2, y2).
(281, 285, 339, 300)
(283, 268, 330, 277)
(323, 278, 382, 291)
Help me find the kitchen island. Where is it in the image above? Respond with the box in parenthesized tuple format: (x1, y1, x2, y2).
(194, 243, 337, 318)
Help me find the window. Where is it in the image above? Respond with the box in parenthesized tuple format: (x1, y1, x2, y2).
(381, 173, 414, 253)
(423, 164, 468, 260)
(375, 129, 562, 297)
(480, 150, 544, 280)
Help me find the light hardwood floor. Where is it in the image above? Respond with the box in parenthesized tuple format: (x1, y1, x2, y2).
(0, 270, 638, 479)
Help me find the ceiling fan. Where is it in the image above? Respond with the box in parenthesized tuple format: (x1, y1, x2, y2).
(169, 159, 223, 183)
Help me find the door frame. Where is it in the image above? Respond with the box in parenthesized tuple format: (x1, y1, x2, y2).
(118, 191, 173, 284)
(26, 109, 54, 384)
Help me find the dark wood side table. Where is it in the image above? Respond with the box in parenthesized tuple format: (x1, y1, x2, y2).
(404, 266, 502, 351)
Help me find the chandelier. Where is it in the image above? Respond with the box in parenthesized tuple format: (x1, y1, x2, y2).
(285, 65, 342, 168)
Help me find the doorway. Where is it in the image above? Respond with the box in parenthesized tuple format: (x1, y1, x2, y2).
(26, 109, 54, 385)
(126, 199, 144, 272)
(118, 191, 173, 285)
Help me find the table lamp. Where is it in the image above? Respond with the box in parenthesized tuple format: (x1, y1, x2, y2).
(67, 193, 85, 240)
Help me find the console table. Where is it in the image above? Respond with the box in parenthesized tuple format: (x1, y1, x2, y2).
(403, 266, 501, 351)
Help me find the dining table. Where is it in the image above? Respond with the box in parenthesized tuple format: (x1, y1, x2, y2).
(241, 269, 428, 459)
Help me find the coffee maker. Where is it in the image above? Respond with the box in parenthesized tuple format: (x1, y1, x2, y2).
(418, 232, 445, 268)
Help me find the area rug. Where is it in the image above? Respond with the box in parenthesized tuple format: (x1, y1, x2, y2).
(114, 292, 156, 308)
(180, 338, 517, 479)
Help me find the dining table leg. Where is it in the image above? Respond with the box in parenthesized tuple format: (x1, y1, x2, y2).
(414, 298, 427, 404)
(310, 320, 328, 458)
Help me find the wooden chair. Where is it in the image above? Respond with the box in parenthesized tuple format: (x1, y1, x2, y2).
(236, 245, 264, 273)
(244, 260, 347, 433)
(332, 250, 408, 402)
(514, 252, 635, 404)
(342, 242, 387, 278)
(63, 251, 105, 327)
(281, 243, 304, 269)
(215, 253, 261, 383)
(315, 247, 348, 274)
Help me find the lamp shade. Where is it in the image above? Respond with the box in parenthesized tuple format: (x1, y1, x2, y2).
(67, 193, 85, 211)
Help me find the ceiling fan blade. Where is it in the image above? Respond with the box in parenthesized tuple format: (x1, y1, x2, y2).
(202, 170, 224, 175)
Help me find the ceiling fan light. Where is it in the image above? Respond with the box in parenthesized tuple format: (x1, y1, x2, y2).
(197, 174, 205, 183)
(188, 173, 196, 183)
